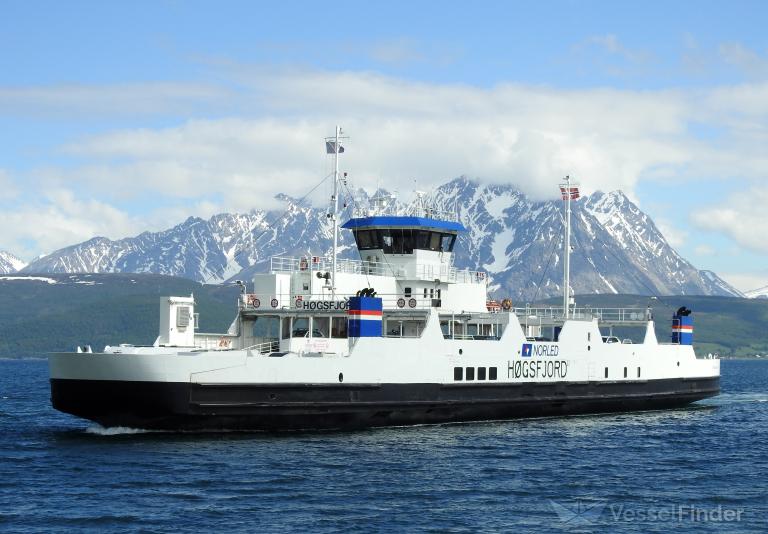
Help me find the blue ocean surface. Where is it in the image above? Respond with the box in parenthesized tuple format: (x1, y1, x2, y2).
(0, 359, 766, 533)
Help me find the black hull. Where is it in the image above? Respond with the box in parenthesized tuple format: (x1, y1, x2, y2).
(50, 377, 720, 431)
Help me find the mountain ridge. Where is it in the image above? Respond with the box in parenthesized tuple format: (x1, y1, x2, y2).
(21, 177, 741, 300)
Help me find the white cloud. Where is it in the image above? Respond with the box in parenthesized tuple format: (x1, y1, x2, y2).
(0, 169, 19, 200)
(691, 186, 768, 253)
(694, 244, 716, 256)
(718, 271, 768, 293)
(54, 70, 708, 206)
(719, 42, 768, 79)
(0, 83, 228, 117)
(654, 219, 687, 248)
(4, 67, 768, 261)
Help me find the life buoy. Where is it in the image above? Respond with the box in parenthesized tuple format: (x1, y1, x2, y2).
(247, 294, 260, 308)
(295, 295, 304, 308)
(397, 298, 406, 308)
(501, 298, 513, 311)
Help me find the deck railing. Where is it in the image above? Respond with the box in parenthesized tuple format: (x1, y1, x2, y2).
(269, 255, 487, 284)
(514, 305, 652, 323)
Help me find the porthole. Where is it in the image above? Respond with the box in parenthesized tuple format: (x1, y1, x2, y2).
(338, 372, 344, 383)
(459, 348, 463, 355)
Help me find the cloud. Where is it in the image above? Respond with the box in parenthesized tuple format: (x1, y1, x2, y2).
(4, 67, 768, 260)
(719, 42, 768, 79)
(0, 82, 229, 118)
(585, 34, 651, 64)
(369, 38, 426, 65)
(55, 69, 708, 206)
(691, 186, 768, 253)
(718, 271, 768, 293)
(0, 169, 19, 200)
(694, 244, 717, 256)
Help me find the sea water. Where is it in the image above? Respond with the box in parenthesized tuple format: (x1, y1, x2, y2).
(0, 359, 766, 533)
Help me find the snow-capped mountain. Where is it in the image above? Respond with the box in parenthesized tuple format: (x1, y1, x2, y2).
(0, 251, 26, 274)
(744, 286, 768, 299)
(22, 177, 741, 300)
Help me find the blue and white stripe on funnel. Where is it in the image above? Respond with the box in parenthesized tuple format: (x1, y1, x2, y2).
(348, 296, 382, 337)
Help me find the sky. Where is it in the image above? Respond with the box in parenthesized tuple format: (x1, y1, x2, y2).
(1, 0, 767, 291)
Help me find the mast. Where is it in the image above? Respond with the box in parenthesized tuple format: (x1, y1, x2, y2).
(561, 175, 572, 319)
(331, 125, 341, 299)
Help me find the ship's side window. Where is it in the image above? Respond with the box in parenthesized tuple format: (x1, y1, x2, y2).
(253, 315, 280, 338)
(281, 317, 291, 340)
(466, 367, 475, 380)
(637, 367, 641, 378)
(489, 367, 497, 380)
(424, 288, 428, 298)
(331, 317, 348, 338)
(404, 287, 412, 297)
(437, 289, 441, 299)
(292, 317, 309, 338)
(313, 317, 330, 338)
(478, 367, 486, 380)
(624, 367, 628, 378)
(604, 367, 609, 378)
(454, 367, 463, 381)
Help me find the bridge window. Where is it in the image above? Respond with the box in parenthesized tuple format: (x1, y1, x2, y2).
(353, 229, 381, 250)
(441, 234, 456, 252)
(404, 287, 412, 297)
(354, 229, 457, 254)
(429, 232, 441, 251)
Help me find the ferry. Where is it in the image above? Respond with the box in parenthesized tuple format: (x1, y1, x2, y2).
(49, 127, 720, 431)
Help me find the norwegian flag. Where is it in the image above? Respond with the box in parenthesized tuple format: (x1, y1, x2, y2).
(560, 186, 580, 200)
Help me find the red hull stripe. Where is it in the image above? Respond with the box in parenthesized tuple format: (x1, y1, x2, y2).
(348, 310, 383, 317)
